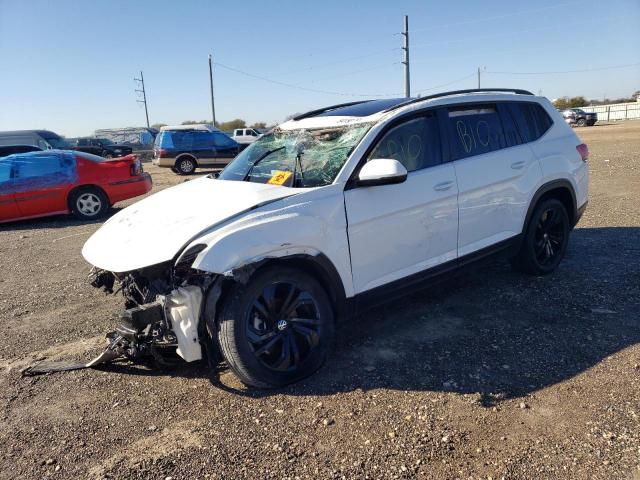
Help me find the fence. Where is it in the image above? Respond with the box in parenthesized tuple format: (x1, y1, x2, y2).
(581, 102, 640, 121)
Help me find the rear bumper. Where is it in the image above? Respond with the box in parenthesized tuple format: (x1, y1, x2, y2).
(107, 172, 152, 204)
(152, 157, 175, 167)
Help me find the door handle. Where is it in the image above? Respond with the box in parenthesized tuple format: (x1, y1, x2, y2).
(434, 180, 454, 191)
(511, 160, 526, 170)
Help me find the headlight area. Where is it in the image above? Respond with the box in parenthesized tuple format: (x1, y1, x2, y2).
(87, 256, 214, 367)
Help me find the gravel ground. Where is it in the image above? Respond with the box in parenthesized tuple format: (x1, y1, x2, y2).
(1, 122, 639, 480)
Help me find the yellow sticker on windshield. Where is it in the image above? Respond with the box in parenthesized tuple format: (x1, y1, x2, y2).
(267, 170, 292, 185)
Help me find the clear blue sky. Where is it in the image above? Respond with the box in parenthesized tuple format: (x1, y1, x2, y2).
(1, 0, 638, 136)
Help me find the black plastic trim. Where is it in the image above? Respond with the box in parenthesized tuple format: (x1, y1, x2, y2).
(382, 88, 534, 113)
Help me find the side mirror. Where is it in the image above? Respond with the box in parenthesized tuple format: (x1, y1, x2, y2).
(356, 158, 408, 187)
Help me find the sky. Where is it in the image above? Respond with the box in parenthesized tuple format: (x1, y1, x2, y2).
(0, 0, 639, 137)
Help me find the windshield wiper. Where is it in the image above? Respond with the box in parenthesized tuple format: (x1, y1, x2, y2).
(243, 146, 285, 181)
(292, 152, 305, 187)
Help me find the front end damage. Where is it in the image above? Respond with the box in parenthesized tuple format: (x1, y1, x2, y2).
(25, 256, 220, 375)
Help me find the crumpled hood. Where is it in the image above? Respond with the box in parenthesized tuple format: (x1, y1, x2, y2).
(82, 177, 296, 273)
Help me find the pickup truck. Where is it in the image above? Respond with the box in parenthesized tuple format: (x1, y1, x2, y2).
(231, 128, 262, 146)
(69, 137, 133, 158)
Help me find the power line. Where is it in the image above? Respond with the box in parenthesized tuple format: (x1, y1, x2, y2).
(413, 73, 477, 94)
(213, 61, 384, 97)
(487, 62, 640, 75)
(214, 60, 477, 98)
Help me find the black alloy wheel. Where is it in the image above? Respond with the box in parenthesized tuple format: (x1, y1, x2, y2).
(246, 282, 322, 372)
(511, 198, 570, 275)
(534, 206, 566, 267)
(216, 266, 334, 388)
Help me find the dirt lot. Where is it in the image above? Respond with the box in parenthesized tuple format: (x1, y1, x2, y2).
(1, 122, 639, 480)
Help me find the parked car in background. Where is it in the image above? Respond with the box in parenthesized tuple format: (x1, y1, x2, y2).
(0, 130, 69, 150)
(561, 108, 597, 127)
(232, 128, 262, 146)
(153, 124, 240, 174)
(94, 127, 158, 150)
(0, 145, 42, 156)
(68, 137, 133, 158)
(83, 88, 588, 388)
(0, 150, 151, 223)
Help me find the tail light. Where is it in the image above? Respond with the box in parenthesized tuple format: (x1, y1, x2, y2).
(576, 143, 589, 162)
(157, 148, 168, 158)
(130, 157, 143, 176)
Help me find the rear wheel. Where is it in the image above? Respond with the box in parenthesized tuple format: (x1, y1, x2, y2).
(175, 156, 196, 175)
(512, 198, 570, 275)
(216, 266, 335, 388)
(102, 151, 113, 159)
(70, 187, 109, 220)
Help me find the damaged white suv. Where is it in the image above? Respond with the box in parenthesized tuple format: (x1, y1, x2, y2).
(83, 89, 589, 388)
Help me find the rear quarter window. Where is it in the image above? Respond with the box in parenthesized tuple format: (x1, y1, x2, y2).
(516, 102, 553, 142)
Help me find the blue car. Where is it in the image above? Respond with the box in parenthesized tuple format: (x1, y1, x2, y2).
(152, 125, 240, 174)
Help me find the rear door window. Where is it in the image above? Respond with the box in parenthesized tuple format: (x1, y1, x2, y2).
(192, 131, 214, 149)
(447, 104, 506, 160)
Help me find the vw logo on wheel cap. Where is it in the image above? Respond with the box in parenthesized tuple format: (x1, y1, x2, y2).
(277, 319, 288, 331)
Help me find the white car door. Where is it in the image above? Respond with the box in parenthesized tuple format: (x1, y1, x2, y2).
(344, 111, 459, 294)
(446, 102, 542, 257)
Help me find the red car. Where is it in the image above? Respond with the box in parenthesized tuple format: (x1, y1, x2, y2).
(0, 150, 152, 223)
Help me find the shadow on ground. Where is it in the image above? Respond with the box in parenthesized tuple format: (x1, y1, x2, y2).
(95, 226, 640, 406)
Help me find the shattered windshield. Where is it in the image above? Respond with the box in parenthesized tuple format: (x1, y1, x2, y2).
(218, 123, 372, 187)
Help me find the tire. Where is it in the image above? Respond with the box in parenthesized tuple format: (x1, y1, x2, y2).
(175, 156, 196, 175)
(217, 266, 335, 388)
(70, 187, 109, 220)
(576, 118, 586, 127)
(102, 151, 113, 159)
(511, 198, 570, 275)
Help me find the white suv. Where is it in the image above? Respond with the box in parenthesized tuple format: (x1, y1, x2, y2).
(83, 88, 589, 388)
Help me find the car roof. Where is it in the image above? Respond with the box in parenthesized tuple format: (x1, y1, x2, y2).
(279, 89, 536, 131)
(0, 129, 62, 138)
(160, 124, 221, 132)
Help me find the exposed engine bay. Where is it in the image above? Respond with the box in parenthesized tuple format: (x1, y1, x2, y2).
(24, 259, 218, 375)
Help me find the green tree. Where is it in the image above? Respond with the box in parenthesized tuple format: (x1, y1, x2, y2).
(250, 122, 267, 129)
(554, 96, 587, 109)
(215, 119, 246, 131)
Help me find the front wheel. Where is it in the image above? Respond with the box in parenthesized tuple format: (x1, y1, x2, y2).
(511, 198, 570, 275)
(576, 118, 586, 127)
(216, 266, 335, 388)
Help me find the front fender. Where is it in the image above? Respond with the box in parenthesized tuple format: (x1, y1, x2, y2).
(189, 184, 355, 298)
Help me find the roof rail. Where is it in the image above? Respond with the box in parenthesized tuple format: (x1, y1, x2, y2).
(292, 100, 372, 121)
(382, 88, 534, 113)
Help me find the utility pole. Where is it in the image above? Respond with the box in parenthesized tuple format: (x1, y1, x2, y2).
(401, 15, 410, 98)
(134, 71, 150, 128)
(477, 66, 486, 89)
(208, 54, 216, 127)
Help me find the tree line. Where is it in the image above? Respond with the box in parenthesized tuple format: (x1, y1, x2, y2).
(553, 90, 639, 109)
(151, 119, 269, 131)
